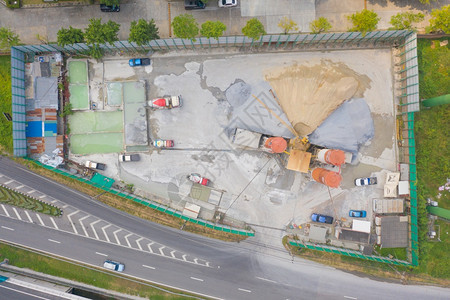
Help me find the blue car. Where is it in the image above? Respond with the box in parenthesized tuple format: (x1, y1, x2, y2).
(129, 58, 151, 67)
(311, 213, 333, 224)
(349, 210, 367, 218)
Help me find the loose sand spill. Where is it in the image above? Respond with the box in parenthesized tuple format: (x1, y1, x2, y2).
(264, 59, 371, 136)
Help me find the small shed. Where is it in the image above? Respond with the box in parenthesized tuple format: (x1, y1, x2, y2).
(379, 216, 408, 248)
(398, 181, 410, 196)
(183, 203, 200, 219)
(352, 220, 371, 233)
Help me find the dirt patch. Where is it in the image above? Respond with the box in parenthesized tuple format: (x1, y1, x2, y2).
(265, 59, 371, 136)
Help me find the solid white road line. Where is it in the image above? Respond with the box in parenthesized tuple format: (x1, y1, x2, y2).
(1, 204, 10, 217)
(190, 277, 204, 282)
(124, 233, 133, 248)
(101, 224, 111, 242)
(50, 217, 59, 230)
(78, 215, 90, 237)
(142, 264, 156, 270)
(12, 207, 22, 220)
(90, 219, 101, 240)
(48, 239, 61, 244)
(67, 210, 79, 234)
(113, 229, 122, 245)
(24, 210, 33, 223)
(344, 296, 357, 300)
(238, 288, 251, 293)
(35, 213, 45, 226)
(136, 237, 144, 250)
(256, 276, 277, 283)
(95, 252, 108, 257)
(1, 226, 15, 231)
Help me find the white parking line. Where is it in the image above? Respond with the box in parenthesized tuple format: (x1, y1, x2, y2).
(344, 296, 357, 300)
(15, 185, 24, 189)
(50, 199, 57, 203)
(95, 252, 108, 257)
(35, 213, 45, 226)
(39, 195, 46, 198)
(101, 224, 111, 242)
(48, 239, 60, 244)
(182, 254, 187, 261)
(113, 229, 122, 245)
(1, 226, 14, 231)
(142, 264, 156, 270)
(136, 237, 144, 251)
(50, 217, 59, 230)
(27, 189, 35, 194)
(67, 210, 80, 234)
(238, 288, 251, 293)
(24, 210, 33, 223)
(90, 219, 101, 240)
(170, 250, 176, 258)
(256, 276, 277, 283)
(193, 258, 199, 264)
(1, 204, 10, 217)
(148, 242, 154, 254)
(190, 277, 204, 282)
(78, 215, 90, 237)
(124, 233, 133, 248)
(12, 207, 22, 220)
(158, 246, 165, 256)
(4, 180, 14, 184)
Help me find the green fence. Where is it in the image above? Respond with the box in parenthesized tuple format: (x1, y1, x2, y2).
(30, 160, 254, 237)
(289, 241, 411, 266)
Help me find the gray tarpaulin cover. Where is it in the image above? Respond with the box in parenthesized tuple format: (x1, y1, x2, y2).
(308, 98, 374, 159)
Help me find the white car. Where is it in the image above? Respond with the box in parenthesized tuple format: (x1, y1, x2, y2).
(218, 0, 237, 7)
(103, 260, 125, 272)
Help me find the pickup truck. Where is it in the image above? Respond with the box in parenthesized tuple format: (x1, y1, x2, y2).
(119, 154, 140, 162)
(85, 160, 106, 170)
(153, 139, 174, 148)
(148, 96, 181, 109)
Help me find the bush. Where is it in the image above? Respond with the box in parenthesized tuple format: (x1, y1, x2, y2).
(6, 0, 20, 9)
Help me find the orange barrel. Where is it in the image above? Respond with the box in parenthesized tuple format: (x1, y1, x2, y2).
(317, 149, 346, 166)
(311, 168, 342, 188)
(264, 137, 287, 153)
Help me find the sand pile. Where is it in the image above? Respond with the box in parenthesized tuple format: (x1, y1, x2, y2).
(264, 59, 370, 136)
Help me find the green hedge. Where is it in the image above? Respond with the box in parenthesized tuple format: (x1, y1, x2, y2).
(6, 0, 20, 8)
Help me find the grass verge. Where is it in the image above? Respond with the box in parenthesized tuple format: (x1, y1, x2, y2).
(0, 242, 198, 299)
(0, 55, 13, 155)
(415, 37, 450, 279)
(15, 158, 247, 242)
(283, 237, 449, 286)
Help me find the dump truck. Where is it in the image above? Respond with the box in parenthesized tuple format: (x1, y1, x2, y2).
(153, 139, 174, 148)
(85, 160, 106, 170)
(148, 96, 181, 109)
(119, 154, 140, 162)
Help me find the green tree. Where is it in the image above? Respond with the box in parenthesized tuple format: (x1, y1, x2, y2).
(309, 17, 332, 34)
(200, 21, 226, 40)
(84, 18, 120, 59)
(100, 0, 119, 6)
(129, 19, 160, 46)
(389, 12, 424, 31)
(278, 16, 299, 34)
(428, 5, 450, 34)
(242, 18, 266, 40)
(419, 0, 438, 4)
(57, 26, 84, 47)
(347, 9, 380, 36)
(172, 14, 199, 40)
(0, 27, 20, 50)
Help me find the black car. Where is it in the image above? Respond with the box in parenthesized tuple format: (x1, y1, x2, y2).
(185, 0, 206, 9)
(100, 4, 120, 12)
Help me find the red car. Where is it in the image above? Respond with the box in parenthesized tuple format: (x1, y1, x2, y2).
(188, 173, 209, 186)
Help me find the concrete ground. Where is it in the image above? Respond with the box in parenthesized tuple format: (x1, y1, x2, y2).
(0, 0, 448, 45)
(69, 46, 397, 246)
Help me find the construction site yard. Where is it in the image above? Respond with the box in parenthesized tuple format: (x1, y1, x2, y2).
(68, 48, 398, 247)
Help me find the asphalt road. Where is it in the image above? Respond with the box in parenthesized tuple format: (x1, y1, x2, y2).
(0, 158, 448, 299)
(0, 280, 69, 300)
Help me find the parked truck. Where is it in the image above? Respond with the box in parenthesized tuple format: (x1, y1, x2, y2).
(119, 154, 140, 162)
(85, 160, 106, 170)
(153, 139, 174, 148)
(148, 96, 181, 109)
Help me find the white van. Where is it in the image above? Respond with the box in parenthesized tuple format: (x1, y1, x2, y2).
(103, 260, 125, 272)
